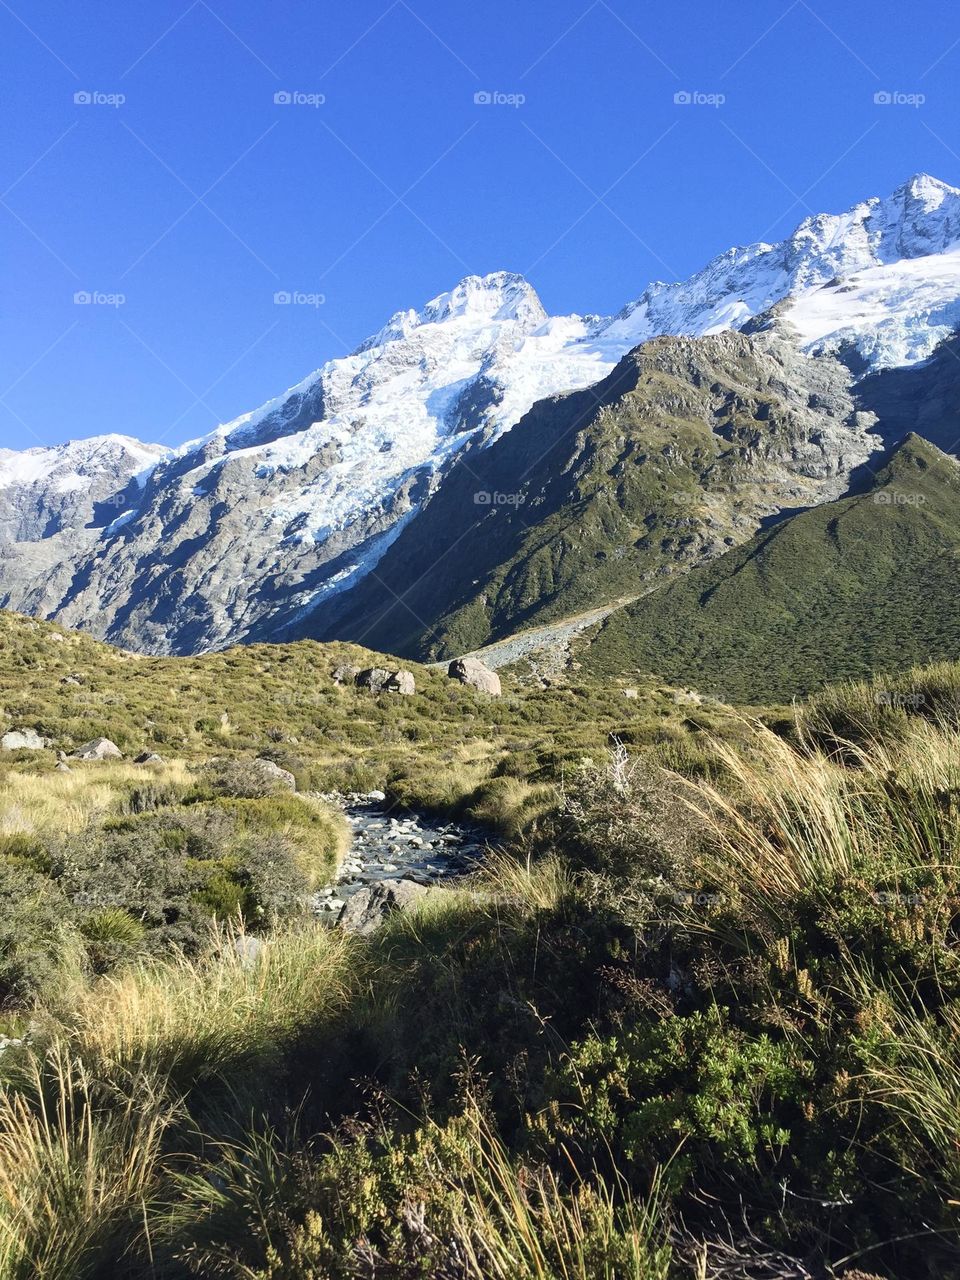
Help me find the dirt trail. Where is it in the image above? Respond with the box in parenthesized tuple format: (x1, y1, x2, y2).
(449, 596, 640, 673)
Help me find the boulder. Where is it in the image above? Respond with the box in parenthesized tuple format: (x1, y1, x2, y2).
(251, 757, 296, 791)
(356, 668, 416, 695)
(385, 669, 416, 695)
(1, 729, 44, 751)
(73, 738, 123, 761)
(135, 752, 165, 765)
(232, 935, 263, 966)
(332, 664, 359, 685)
(447, 656, 501, 697)
(337, 878, 440, 935)
(355, 667, 392, 693)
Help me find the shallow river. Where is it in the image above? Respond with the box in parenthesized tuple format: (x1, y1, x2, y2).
(310, 793, 487, 916)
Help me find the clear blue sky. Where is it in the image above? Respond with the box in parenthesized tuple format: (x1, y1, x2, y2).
(3, 0, 959, 451)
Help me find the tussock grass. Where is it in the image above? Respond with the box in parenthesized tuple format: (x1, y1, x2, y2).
(688, 716, 960, 907)
(0, 1045, 172, 1280)
(42, 924, 357, 1100)
(479, 846, 574, 911)
(797, 658, 960, 752)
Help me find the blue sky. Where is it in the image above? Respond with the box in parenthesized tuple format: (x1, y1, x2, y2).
(3, 0, 960, 452)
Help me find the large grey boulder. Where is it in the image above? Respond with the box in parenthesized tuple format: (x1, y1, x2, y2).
(448, 656, 501, 697)
(355, 667, 392, 693)
(356, 668, 416, 695)
(385, 669, 416, 695)
(337, 878, 440, 935)
(73, 738, 123, 761)
(251, 758, 297, 791)
(1, 729, 44, 751)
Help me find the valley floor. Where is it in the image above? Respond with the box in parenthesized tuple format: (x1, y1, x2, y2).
(0, 610, 958, 1277)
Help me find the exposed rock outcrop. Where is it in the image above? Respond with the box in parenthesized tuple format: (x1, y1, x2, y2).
(336, 878, 439, 935)
(356, 668, 416, 695)
(1, 729, 44, 751)
(448, 657, 501, 696)
(73, 738, 122, 761)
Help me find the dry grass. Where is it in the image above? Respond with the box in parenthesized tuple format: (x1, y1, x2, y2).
(46, 923, 357, 1099)
(479, 846, 574, 911)
(687, 717, 960, 904)
(0, 761, 192, 838)
(0, 1044, 173, 1280)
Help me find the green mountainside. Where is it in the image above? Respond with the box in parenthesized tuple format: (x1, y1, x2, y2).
(582, 434, 960, 701)
(314, 331, 873, 660)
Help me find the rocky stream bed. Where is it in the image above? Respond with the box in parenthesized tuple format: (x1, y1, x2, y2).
(310, 792, 488, 933)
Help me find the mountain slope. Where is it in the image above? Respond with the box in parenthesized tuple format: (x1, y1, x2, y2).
(581, 435, 960, 702)
(313, 330, 878, 659)
(1, 174, 959, 655)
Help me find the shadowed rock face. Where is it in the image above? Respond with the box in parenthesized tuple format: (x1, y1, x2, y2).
(855, 332, 960, 456)
(311, 330, 881, 661)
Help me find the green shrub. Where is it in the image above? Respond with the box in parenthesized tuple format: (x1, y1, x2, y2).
(0, 862, 82, 1005)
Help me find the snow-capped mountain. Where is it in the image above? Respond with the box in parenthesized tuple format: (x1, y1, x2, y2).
(598, 172, 960, 365)
(1, 173, 959, 655)
(0, 434, 168, 576)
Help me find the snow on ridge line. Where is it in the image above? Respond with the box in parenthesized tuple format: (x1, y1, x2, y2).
(785, 243, 960, 369)
(8, 173, 960, 502)
(0, 435, 170, 491)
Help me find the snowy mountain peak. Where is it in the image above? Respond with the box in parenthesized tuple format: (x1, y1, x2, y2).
(420, 271, 546, 327)
(592, 173, 960, 362)
(0, 435, 168, 492)
(358, 271, 545, 353)
(894, 171, 959, 208)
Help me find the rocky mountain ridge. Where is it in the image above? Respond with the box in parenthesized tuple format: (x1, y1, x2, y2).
(1, 173, 958, 654)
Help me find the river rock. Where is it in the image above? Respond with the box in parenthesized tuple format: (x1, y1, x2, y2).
(337, 878, 440, 935)
(73, 737, 122, 761)
(1, 729, 44, 751)
(447, 656, 501, 696)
